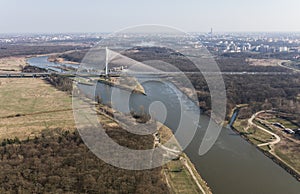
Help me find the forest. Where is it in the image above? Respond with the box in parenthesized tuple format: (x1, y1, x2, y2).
(0, 45, 86, 58)
(0, 129, 169, 193)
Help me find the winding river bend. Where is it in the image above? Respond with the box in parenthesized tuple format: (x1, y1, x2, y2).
(28, 56, 300, 194)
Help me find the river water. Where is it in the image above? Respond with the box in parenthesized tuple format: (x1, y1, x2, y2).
(27, 56, 78, 72)
(28, 56, 300, 194)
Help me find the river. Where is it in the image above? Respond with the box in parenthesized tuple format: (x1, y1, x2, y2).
(27, 56, 300, 194)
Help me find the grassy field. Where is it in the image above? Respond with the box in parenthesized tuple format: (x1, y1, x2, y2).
(247, 58, 288, 67)
(266, 117, 299, 129)
(275, 139, 300, 173)
(0, 78, 75, 140)
(159, 125, 212, 194)
(164, 163, 201, 194)
(233, 119, 274, 147)
(0, 57, 27, 73)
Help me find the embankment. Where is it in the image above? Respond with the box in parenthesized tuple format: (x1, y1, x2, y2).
(229, 108, 300, 182)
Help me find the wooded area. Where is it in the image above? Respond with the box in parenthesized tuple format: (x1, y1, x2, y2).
(0, 130, 169, 193)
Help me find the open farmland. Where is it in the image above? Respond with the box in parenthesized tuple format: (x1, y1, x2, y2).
(0, 78, 75, 140)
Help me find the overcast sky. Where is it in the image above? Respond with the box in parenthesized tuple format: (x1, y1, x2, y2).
(1, 0, 300, 33)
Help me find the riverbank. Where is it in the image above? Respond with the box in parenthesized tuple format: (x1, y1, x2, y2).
(97, 77, 146, 95)
(48, 56, 80, 65)
(231, 109, 300, 182)
(80, 94, 212, 193)
(231, 124, 300, 182)
(74, 78, 211, 193)
(158, 124, 212, 194)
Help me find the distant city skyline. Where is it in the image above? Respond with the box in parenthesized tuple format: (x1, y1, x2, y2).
(1, 0, 300, 33)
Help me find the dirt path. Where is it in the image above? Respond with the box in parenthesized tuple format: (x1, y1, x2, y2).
(181, 158, 206, 194)
(0, 108, 73, 119)
(247, 111, 281, 148)
(278, 62, 300, 73)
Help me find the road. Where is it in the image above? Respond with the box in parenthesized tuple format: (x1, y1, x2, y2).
(247, 111, 281, 147)
(277, 62, 300, 73)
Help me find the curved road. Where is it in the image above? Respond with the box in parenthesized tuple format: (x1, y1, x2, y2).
(247, 111, 281, 147)
(278, 62, 300, 73)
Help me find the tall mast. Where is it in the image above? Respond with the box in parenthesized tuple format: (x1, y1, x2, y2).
(105, 47, 108, 76)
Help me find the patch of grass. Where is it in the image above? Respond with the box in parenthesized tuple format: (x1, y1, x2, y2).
(267, 117, 298, 129)
(249, 126, 274, 140)
(0, 78, 75, 140)
(0, 57, 26, 73)
(274, 140, 300, 173)
(260, 145, 271, 151)
(253, 120, 273, 131)
(234, 119, 274, 146)
(165, 162, 202, 194)
(159, 125, 211, 194)
(233, 120, 245, 131)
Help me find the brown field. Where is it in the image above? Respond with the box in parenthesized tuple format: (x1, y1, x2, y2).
(233, 119, 274, 146)
(247, 58, 288, 67)
(0, 57, 27, 73)
(0, 78, 75, 140)
(275, 138, 300, 173)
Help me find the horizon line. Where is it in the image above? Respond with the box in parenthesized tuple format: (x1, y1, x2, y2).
(1, 31, 300, 35)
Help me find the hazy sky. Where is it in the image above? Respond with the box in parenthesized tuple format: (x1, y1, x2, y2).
(1, 0, 300, 33)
